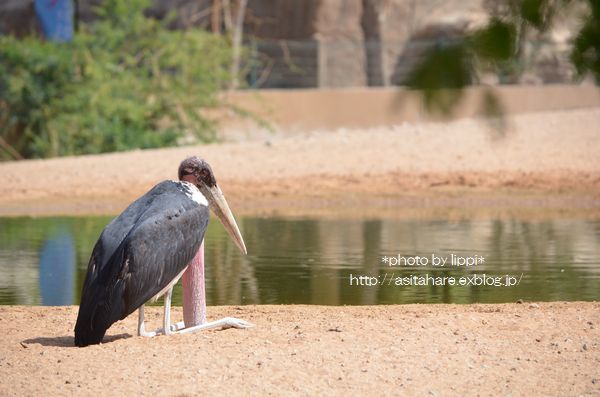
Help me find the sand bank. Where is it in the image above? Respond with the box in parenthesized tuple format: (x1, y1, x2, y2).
(0, 108, 598, 218)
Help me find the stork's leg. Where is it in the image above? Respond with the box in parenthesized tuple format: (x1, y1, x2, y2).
(183, 240, 206, 327)
(152, 317, 253, 335)
(140, 283, 253, 336)
(143, 238, 254, 337)
(176, 239, 254, 333)
(138, 288, 190, 337)
(175, 317, 254, 334)
(163, 287, 173, 335)
(138, 305, 157, 337)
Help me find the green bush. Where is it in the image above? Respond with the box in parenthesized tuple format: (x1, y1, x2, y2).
(0, 0, 233, 160)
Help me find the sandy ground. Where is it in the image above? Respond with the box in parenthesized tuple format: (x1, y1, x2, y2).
(0, 304, 598, 396)
(0, 107, 599, 218)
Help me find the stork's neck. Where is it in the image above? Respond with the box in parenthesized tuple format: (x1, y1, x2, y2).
(176, 180, 208, 206)
(182, 240, 206, 327)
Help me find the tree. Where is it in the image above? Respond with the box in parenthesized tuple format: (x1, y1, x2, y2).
(0, 0, 233, 160)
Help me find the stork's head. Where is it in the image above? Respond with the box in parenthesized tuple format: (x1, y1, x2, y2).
(178, 156, 247, 255)
(178, 156, 216, 188)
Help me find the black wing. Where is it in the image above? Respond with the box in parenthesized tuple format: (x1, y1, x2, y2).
(74, 181, 209, 346)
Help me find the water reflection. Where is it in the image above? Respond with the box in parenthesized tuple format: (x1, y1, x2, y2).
(0, 216, 599, 306)
(39, 230, 75, 305)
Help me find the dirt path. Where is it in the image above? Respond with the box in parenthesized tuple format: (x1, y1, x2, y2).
(0, 108, 599, 217)
(1, 304, 598, 396)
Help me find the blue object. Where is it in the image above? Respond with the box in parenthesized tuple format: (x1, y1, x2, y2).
(35, 0, 74, 42)
(39, 231, 75, 305)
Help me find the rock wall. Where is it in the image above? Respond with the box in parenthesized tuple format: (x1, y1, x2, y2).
(314, 0, 366, 87)
(243, 0, 488, 88)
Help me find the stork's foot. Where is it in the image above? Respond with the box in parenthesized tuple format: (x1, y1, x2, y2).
(175, 317, 254, 334)
(138, 305, 158, 337)
(147, 318, 254, 336)
(150, 321, 186, 335)
(138, 327, 158, 337)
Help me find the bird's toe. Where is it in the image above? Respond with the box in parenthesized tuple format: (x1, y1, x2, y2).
(221, 317, 255, 329)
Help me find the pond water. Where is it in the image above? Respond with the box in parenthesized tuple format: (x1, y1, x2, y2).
(0, 215, 599, 306)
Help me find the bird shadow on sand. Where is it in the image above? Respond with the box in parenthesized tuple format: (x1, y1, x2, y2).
(22, 333, 132, 348)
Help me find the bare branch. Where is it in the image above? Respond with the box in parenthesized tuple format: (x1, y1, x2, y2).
(229, 0, 248, 89)
(0, 136, 24, 160)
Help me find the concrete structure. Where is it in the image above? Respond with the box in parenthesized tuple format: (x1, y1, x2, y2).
(222, 85, 600, 131)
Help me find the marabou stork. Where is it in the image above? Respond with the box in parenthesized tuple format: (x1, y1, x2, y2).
(74, 156, 251, 347)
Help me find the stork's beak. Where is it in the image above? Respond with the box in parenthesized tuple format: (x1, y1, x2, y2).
(200, 184, 247, 255)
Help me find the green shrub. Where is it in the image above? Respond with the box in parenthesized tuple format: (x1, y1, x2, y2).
(0, 0, 233, 160)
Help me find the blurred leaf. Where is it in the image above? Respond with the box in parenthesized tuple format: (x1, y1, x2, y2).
(404, 43, 471, 115)
(479, 88, 508, 136)
(472, 19, 516, 62)
(520, 0, 547, 29)
(570, 0, 600, 84)
(398, 0, 599, 132)
(405, 43, 472, 90)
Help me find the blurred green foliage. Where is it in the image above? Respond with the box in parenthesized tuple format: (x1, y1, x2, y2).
(0, 0, 233, 160)
(405, 0, 599, 117)
(520, 0, 553, 29)
(571, 0, 600, 84)
(471, 19, 517, 62)
(405, 43, 472, 115)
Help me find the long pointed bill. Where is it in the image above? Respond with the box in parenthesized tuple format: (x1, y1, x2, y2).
(200, 184, 247, 255)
